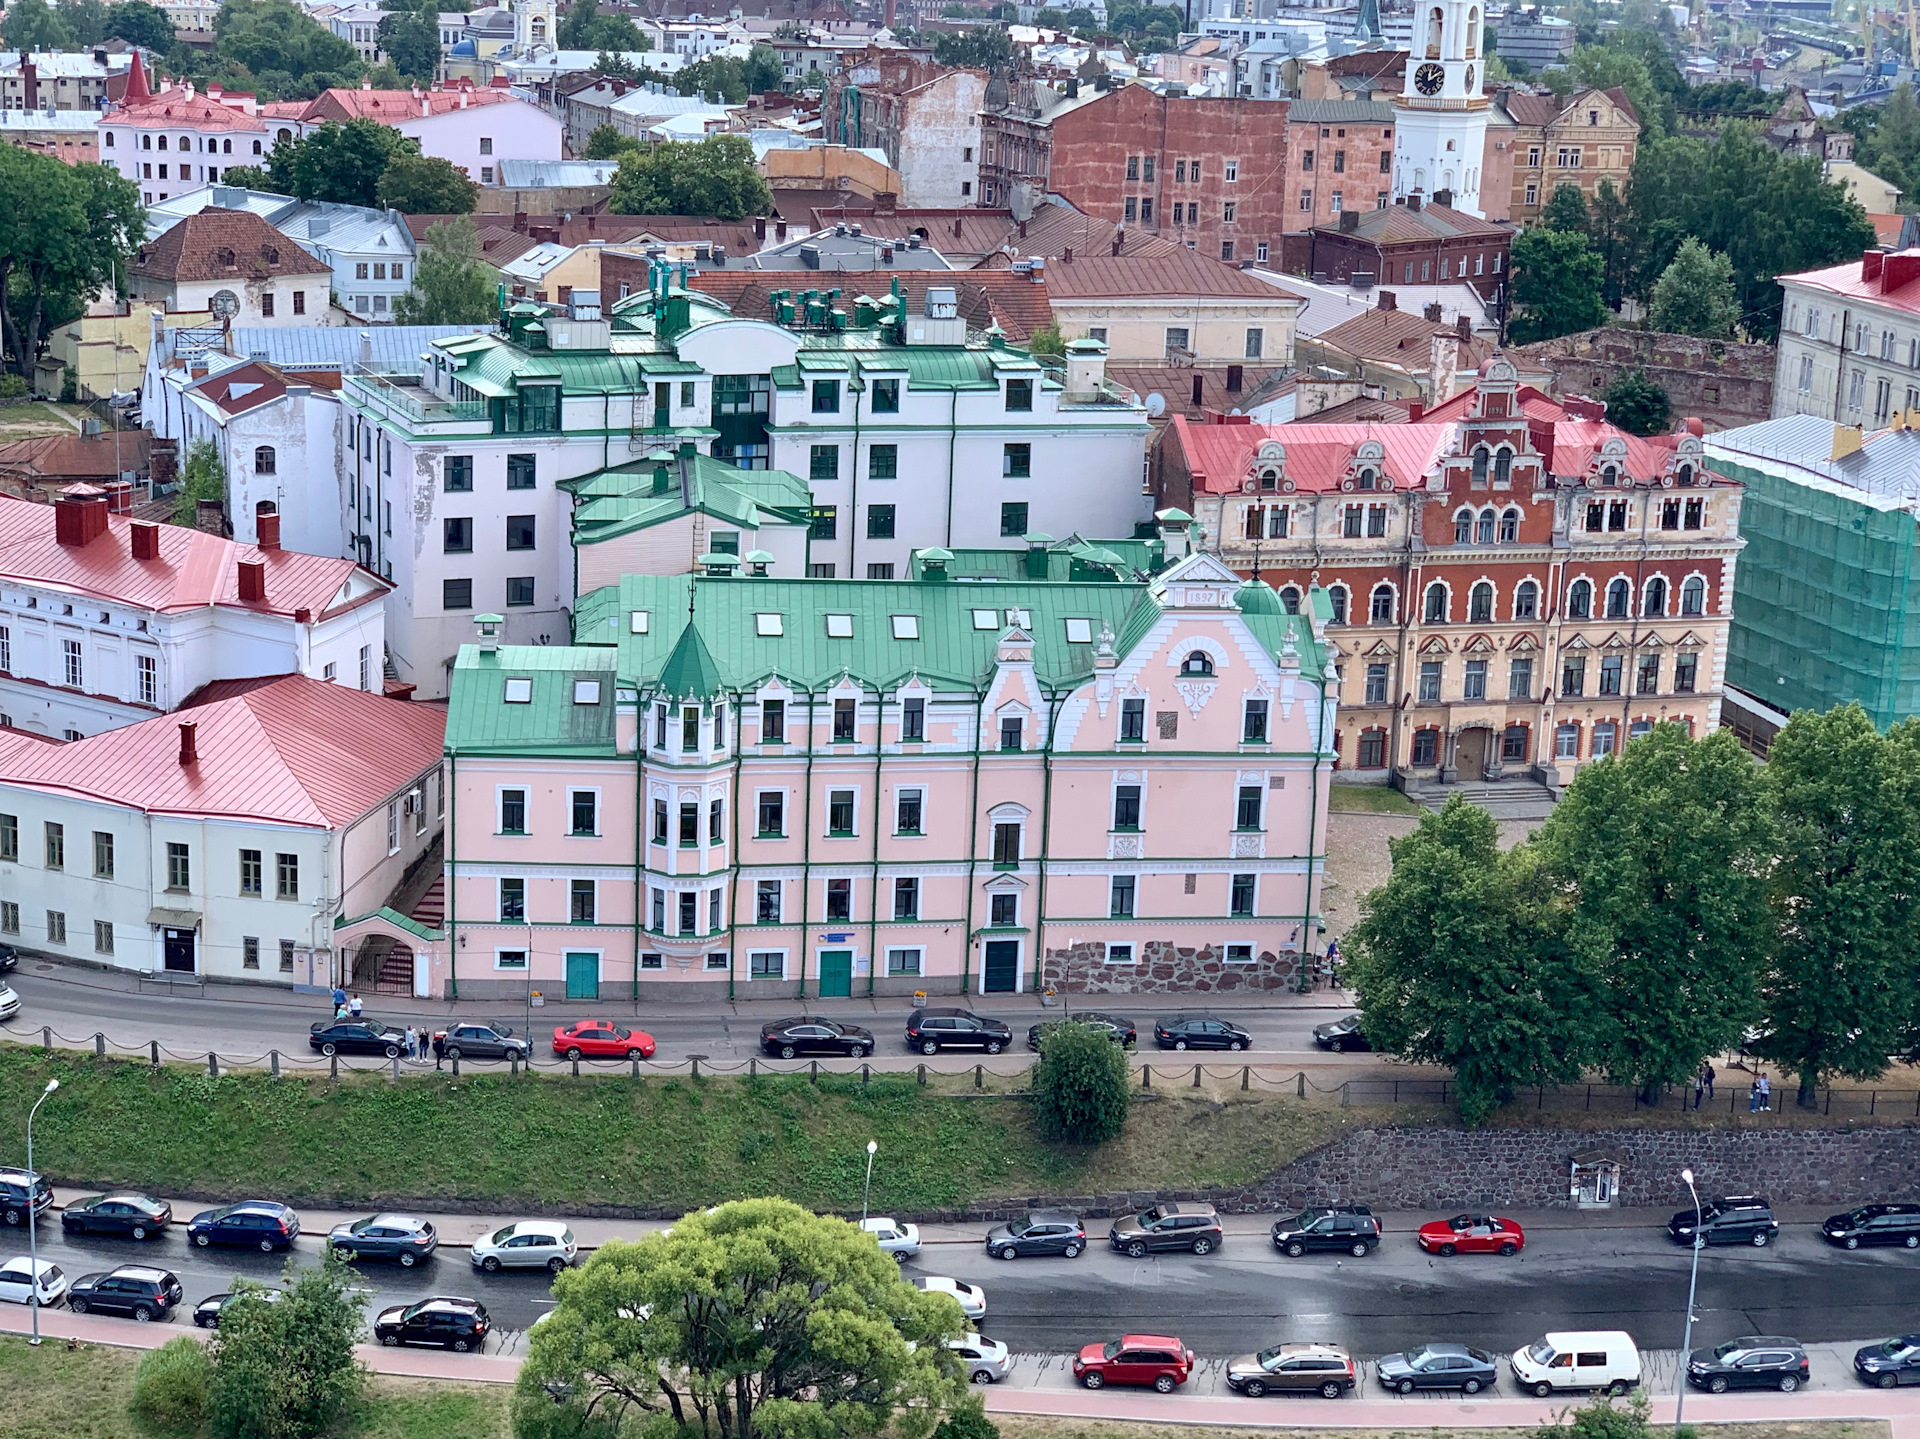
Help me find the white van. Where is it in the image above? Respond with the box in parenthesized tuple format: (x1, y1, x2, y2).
(1511, 1332, 1642, 1397)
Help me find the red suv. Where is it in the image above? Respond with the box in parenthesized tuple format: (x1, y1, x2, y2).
(1074, 1334, 1195, 1392)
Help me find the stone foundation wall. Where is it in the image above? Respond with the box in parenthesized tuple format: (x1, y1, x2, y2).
(1506, 328, 1776, 429)
(1041, 940, 1303, 994)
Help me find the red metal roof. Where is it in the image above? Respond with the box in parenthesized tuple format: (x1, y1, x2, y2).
(108, 84, 268, 132)
(0, 495, 378, 618)
(1169, 413, 1458, 494)
(1784, 248, 1920, 316)
(0, 674, 445, 828)
(294, 86, 515, 123)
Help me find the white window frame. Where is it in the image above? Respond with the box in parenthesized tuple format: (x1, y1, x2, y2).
(748, 948, 788, 981)
(567, 786, 603, 838)
(886, 945, 924, 975)
(1103, 941, 1137, 964)
(1223, 941, 1257, 964)
(494, 947, 529, 971)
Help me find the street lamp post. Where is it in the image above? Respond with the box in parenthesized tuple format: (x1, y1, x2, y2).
(862, 1139, 878, 1224)
(26, 1078, 57, 1346)
(1674, 1167, 1703, 1436)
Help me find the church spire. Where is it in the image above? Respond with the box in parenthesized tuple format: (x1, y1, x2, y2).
(122, 48, 150, 104)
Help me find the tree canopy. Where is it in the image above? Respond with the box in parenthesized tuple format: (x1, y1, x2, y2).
(932, 26, 1013, 67)
(201, 0, 366, 101)
(0, 148, 143, 381)
(393, 215, 496, 324)
(206, 1261, 365, 1439)
(608, 134, 771, 220)
(560, 0, 651, 52)
(262, 118, 416, 208)
(1647, 236, 1737, 338)
(1507, 226, 1607, 344)
(106, 0, 175, 47)
(0, 0, 73, 50)
(1602, 367, 1671, 436)
(376, 4, 442, 82)
(1539, 182, 1591, 234)
(375, 153, 476, 214)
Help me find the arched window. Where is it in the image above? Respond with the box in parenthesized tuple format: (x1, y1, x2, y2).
(1258, 466, 1278, 490)
(253, 140, 264, 155)
(1515, 580, 1538, 619)
(1425, 5, 1442, 56)
(253, 446, 276, 475)
(1470, 581, 1493, 622)
(1279, 585, 1301, 614)
(1466, 5, 1479, 53)
(1471, 446, 1489, 485)
(1499, 507, 1519, 543)
(1181, 650, 1214, 676)
(104, 131, 114, 148)
(222, 138, 232, 154)
(214, 247, 235, 266)
(1600, 464, 1618, 487)
(1357, 466, 1377, 491)
(1606, 578, 1630, 618)
(1475, 508, 1495, 544)
(1677, 463, 1695, 487)
(1493, 447, 1513, 485)
(178, 134, 190, 151)
(1454, 508, 1473, 544)
(1568, 579, 1592, 619)
(1370, 584, 1395, 623)
(156, 134, 167, 150)
(1644, 576, 1667, 617)
(1329, 585, 1349, 624)
(1425, 582, 1448, 622)
(1681, 576, 1706, 616)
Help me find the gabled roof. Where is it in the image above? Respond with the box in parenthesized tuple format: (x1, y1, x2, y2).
(291, 86, 516, 123)
(0, 675, 444, 828)
(1039, 250, 1283, 301)
(189, 361, 288, 416)
(566, 452, 812, 542)
(1318, 308, 1495, 370)
(656, 621, 725, 699)
(107, 83, 268, 132)
(132, 209, 332, 285)
(1317, 202, 1512, 245)
(1168, 413, 1458, 495)
(0, 433, 152, 481)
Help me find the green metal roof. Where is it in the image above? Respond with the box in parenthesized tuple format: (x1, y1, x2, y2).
(444, 647, 621, 756)
(656, 620, 726, 700)
(568, 453, 811, 545)
(910, 535, 1164, 583)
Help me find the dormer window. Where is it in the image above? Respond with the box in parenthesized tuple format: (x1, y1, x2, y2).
(1677, 463, 1695, 487)
(215, 247, 235, 267)
(1181, 651, 1214, 677)
(1257, 467, 1278, 490)
(1357, 467, 1377, 490)
(1600, 464, 1618, 487)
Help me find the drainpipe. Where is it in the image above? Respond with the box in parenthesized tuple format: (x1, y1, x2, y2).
(865, 685, 888, 996)
(727, 691, 745, 1002)
(1297, 663, 1329, 992)
(958, 686, 987, 994)
(1622, 482, 1652, 737)
(943, 388, 958, 546)
(795, 686, 818, 1002)
(446, 751, 458, 999)
(848, 364, 863, 577)
(1032, 689, 1065, 994)
(633, 688, 648, 1008)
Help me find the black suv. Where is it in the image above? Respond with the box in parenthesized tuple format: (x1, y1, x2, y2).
(1686, 1336, 1810, 1393)
(1272, 1205, 1380, 1257)
(373, 1296, 491, 1352)
(1669, 1195, 1779, 1247)
(68, 1265, 184, 1321)
(0, 1167, 52, 1227)
(985, 1210, 1087, 1259)
(1823, 1203, 1920, 1250)
(1028, 1013, 1135, 1050)
(905, 1008, 1011, 1055)
(1153, 1014, 1250, 1050)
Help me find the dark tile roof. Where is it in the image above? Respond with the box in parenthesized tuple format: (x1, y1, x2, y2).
(131, 209, 330, 284)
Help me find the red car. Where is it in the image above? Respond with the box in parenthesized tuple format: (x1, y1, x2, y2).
(552, 1021, 656, 1061)
(1417, 1213, 1525, 1256)
(1073, 1333, 1195, 1392)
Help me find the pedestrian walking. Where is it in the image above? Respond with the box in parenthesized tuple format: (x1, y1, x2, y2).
(1692, 1070, 1705, 1110)
(1757, 1072, 1771, 1111)
(432, 1030, 446, 1069)
(330, 984, 347, 1013)
(348, 993, 363, 1018)
(1749, 1079, 1761, 1113)
(403, 1025, 416, 1060)
(335, 1001, 348, 1020)
(1703, 1062, 1715, 1100)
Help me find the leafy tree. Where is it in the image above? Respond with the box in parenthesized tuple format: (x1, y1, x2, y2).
(582, 122, 639, 160)
(516, 1197, 967, 1439)
(1536, 725, 1771, 1105)
(60, 0, 108, 45)
(377, 4, 441, 82)
(1349, 798, 1600, 1125)
(934, 1398, 1000, 1439)
(207, 1262, 366, 1439)
(1033, 1019, 1130, 1142)
(1684, 80, 1773, 116)
(1647, 236, 1737, 338)
(1588, 176, 1629, 311)
(1026, 322, 1064, 356)
(1539, 182, 1591, 234)
(0, 151, 143, 380)
(1536, 1391, 1663, 1439)
(212, 0, 365, 100)
(675, 53, 750, 103)
(265, 118, 416, 207)
(1507, 226, 1607, 344)
(1060, 6, 1097, 27)
(608, 134, 771, 220)
(1602, 367, 1670, 435)
(131, 1336, 212, 1434)
(173, 439, 225, 524)
(932, 25, 1012, 67)
(560, 0, 650, 52)
(743, 42, 783, 94)
(1851, 83, 1920, 199)
(1570, 45, 1666, 138)
(393, 214, 497, 324)
(106, 0, 174, 48)
(0, 0, 74, 50)
(593, 49, 674, 85)
(213, 164, 278, 192)
(1755, 706, 1920, 1107)
(376, 152, 476, 213)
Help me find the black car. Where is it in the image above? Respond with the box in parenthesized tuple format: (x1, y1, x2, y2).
(1028, 1013, 1136, 1050)
(1668, 1195, 1778, 1247)
(1312, 1015, 1373, 1052)
(1823, 1203, 1920, 1250)
(67, 1265, 184, 1321)
(1686, 1337, 1809, 1393)
(985, 1210, 1087, 1259)
(0, 943, 17, 973)
(373, 1296, 491, 1352)
(193, 1287, 284, 1329)
(62, 1193, 171, 1240)
(434, 1024, 528, 1061)
(1154, 1014, 1251, 1051)
(1376, 1343, 1500, 1394)
(308, 1020, 406, 1057)
(905, 1008, 1012, 1055)
(1855, 1335, 1920, 1388)
(1272, 1205, 1380, 1257)
(188, 1200, 301, 1252)
(0, 1166, 52, 1227)
(328, 1213, 438, 1266)
(761, 1017, 876, 1058)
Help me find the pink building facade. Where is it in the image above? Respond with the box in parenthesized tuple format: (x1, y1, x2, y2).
(406, 553, 1338, 1003)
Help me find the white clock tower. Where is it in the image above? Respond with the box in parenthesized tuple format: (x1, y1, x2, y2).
(1391, 0, 1489, 217)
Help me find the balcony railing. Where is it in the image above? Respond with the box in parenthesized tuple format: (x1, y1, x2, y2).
(345, 369, 490, 424)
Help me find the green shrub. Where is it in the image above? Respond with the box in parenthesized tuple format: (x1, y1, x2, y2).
(933, 1396, 999, 1439)
(58, 367, 76, 403)
(1535, 1391, 1668, 1439)
(1031, 1019, 1130, 1143)
(0, 375, 29, 399)
(130, 1335, 211, 1435)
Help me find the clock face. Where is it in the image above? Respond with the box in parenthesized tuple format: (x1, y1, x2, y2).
(1414, 62, 1446, 96)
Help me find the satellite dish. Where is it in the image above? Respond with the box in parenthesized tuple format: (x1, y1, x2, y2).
(1144, 391, 1166, 417)
(208, 290, 239, 320)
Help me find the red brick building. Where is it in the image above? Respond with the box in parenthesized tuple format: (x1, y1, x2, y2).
(1282, 99, 1398, 238)
(982, 80, 1290, 266)
(1293, 198, 1512, 307)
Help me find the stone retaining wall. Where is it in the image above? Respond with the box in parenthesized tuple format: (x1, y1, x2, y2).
(1041, 940, 1303, 994)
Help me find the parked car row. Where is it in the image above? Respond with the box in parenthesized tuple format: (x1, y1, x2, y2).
(904, 1007, 1274, 1055)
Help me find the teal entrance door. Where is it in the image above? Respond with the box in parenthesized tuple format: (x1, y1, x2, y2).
(818, 950, 853, 998)
(983, 941, 1019, 994)
(565, 952, 599, 1001)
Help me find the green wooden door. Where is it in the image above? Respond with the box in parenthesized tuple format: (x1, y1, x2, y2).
(818, 950, 853, 998)
(983, 941, 1019, 994)
(565, 952, 599, 1001)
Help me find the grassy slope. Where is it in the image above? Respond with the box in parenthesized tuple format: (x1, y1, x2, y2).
(0, 1049, 1359, 1213)
(1328, 785, 1425, 815)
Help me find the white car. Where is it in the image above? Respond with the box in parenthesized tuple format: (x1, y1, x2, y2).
(0, 1256, 65, 1306)
(0, 984, 21, 1022)
(950, 1332, 1012, 1383)
(471, 1219, 577, 1273)
(918, 1275, 986, 1320)
(861, 1217, 921, 1262)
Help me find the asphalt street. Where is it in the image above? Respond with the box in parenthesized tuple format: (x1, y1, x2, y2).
(3, 1211, 1916, 1368)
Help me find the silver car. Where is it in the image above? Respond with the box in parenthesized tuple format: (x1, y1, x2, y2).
(470, 1219, 577, 1273)
(950, 1333, 1013, 1384)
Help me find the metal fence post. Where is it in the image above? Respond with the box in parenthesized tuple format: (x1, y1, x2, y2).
(509, 1050, 519, 1079)
(917, 1063, 926, 1086)
(749, 1057, 757, 1079)
(1340, 1081, 1350, 1107)
(1296, 1071, 1304, 1098)
(390, 1051, 400, 1083)
(811, 1060, 819, 1085)
(1142, 1064, 1151, 1089)
(974, 1064, 982, 1090)
(270, 1050, 280, 1079)
(572, 1056, 580, 1078)
(451, 1054, 461, 1079)
(690, 1056, 701, 1080)
(94, 1033, 104, 1058)
(1192, 1064, 1201, 1089)
(330, 1053, 338, 1081)
(150, 1039, 159, 1068)
(862, 1062, 870, 1087)
(633, 1054, 641, 1080)
(207, 1052, 218, 1078)
(1241, 1065, 1250, 1092)
(40, 1027, 49, 1052)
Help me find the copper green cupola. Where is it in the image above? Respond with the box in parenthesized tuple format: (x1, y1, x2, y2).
(655, 619, 725, 701)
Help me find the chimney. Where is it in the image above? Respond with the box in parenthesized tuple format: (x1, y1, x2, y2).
(421, 91, 431, 118)
(21, 56, 37, 112)
(512, 210, 527, 232)
(1424, 301, 1443, 322)
(755, 215, 767, 241)
(1407, 399, 1424, 422)
(195, 497, 224, 533)
(1111, 230, 1123, 256)
(1863, 249, 1886, 282)
(1407, 193, 1423, 212)
(53, 491, 109, 547)
(237, 559, 265, 602)
(177, 721, 197, 767)
(130, 521, 160, 560)
(1063, 245, 1073, 263)
(1338, 208, 1359, 232)
(775, 219, 788, 242)
(256, 511, 281, 550)
(1378, 289, 1396, 310)
(1456, 314, 1472, 342)
(1832, 423, 1865, 461)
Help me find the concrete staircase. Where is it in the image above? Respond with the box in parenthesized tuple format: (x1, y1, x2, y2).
(1414, 779, 1559, 822)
